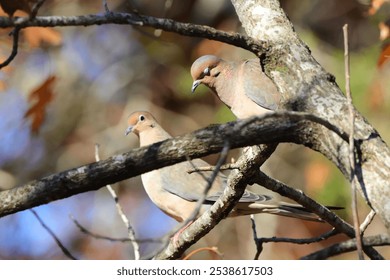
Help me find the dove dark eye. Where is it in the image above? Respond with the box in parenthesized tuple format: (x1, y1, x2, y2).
(139, 115, 145, 121)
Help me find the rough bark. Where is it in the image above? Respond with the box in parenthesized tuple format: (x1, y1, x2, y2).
(231, 0, 390, 231)
(0, 112, 342, 218)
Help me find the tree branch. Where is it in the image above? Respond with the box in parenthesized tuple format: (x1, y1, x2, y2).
(253, 172, 384, 259)
(0, 12, 267, 56)
(0, 111, 347, 219)
(301, 234, 390, 260)
(154, 145, 276, 259)
(230, 0, 390, 232)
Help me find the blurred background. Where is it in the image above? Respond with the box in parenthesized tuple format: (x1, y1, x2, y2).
(0, 0, 389, 260)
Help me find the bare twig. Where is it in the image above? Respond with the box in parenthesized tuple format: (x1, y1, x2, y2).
(0, 27, 21, 69)
(30, 0, 47, 19)
(254, 172, 384, 260)
(151, 141, 232, 258)
(258, 229, 338, 245)
(69, 214, 162, 243)
(343, 24, 363, 260)
(250, 215, 263, 260)
(94, 144, 140, 260)
(180, 141, 231, 226)
(251, 213, 338, 260)
(30, 209, 77, 260)
(301, 233, 390, 260)
(102, 0, 110, 13)
(182, 246, 223, 260)
(360, 210, 376, 233)
(187, 163, 239, 174)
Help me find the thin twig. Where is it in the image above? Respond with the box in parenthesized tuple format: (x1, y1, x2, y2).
(30, 209, 77, 260)
(254, 171, 383, 259)
(0, 27, 21, 69)
(156, 140, 232, 253)
(258, 229, 338, 245)
(360, 210, 376, 233)
(343, 23, 363, 260)
(301, 233, 390, 260)
(69, 214, 162, 243)
(187, 163, 239, 174)
(30, 0, 47, 19)
(94, 144, 140, 260)
(146, 141, 232, 259)
(102, 0, 110, 13)
(180, 141, 231, 224)
(182, 246, 222, 260)
(250, 215, 263, 260)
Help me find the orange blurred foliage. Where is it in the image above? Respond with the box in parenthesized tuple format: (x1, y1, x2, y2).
(304, 161, 331, 193)
(23, 26, 62, 48)
(368, 0, 389, 15)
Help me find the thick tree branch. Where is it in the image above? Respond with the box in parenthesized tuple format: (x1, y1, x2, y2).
(0, 111, 347, 219)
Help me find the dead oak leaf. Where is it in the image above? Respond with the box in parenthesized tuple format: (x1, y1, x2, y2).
(24, 76, 56, 134)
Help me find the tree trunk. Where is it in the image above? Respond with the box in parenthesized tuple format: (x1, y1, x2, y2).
(231, 0, 390, 230)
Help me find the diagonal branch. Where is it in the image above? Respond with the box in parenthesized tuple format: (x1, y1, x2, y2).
(154, 145, 276, 259)
(253, 172, 384, 259)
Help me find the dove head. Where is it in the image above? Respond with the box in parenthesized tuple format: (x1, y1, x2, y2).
(125, 111, 157, 137)
(191, 55, 224, 93)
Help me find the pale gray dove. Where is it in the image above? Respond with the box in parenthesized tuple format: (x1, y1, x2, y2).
(191, 55, 281, 119)
(125, 111, 334, 223)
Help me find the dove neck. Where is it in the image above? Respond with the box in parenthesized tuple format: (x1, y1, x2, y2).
(138, 125, 171, 147)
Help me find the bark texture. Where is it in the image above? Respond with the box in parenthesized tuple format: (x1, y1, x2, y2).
(231, 0, 390, 231)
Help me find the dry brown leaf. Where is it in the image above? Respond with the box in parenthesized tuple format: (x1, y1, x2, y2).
(23, 27, 62, 48)
(24, 75, 56, 134)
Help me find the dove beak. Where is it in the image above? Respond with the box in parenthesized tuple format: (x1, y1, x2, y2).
(125, 126, 134, 136)
(191, 80, 201, 93)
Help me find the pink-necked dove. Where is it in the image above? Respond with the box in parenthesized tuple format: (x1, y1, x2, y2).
(125, 111, 329, 223)
(191, 55, 281, 119)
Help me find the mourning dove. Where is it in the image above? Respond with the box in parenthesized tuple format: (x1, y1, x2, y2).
(125, 111, 330, 223)
(191, 55, 281, 119)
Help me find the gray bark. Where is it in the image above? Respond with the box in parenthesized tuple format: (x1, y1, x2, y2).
(231, 0, 390, 231)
